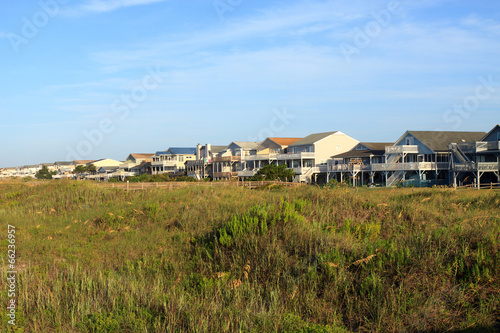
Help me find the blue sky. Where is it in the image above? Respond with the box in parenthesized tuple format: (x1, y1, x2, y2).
(1, 0, 499, 167)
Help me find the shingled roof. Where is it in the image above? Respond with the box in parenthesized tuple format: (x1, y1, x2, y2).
(405, 131, 486, 151)
(267, 137, 303, 146)
(333, 142, 393, 159)
(289, 131, 338, 146)
(228, 142, 261, 149)
(209, 146, 227, 154)
(130, 153, 154, 159)
(481, 125, 500, 141)
(157, 148, 197, 155)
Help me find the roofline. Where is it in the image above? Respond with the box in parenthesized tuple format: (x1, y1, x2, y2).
(481, 124, 500, 141)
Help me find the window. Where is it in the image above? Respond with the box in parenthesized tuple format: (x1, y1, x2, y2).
(293, 148, 298, 154)
(305, 146, 312, 152)
(497, 132, 500, 141)
(405, 137, 414, 145)
(336, 144, 342, 151)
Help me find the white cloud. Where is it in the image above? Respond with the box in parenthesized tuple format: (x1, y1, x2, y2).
(461, 14, 500, 35)
(0, 31, 14, 39)
(62, 0, 167, 16)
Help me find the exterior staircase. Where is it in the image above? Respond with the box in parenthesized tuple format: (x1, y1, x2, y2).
(386, 153, 401, 164)
(449, 143, 474, 170)
(386, 170, 404, 187)
(294, 167, 315, 183)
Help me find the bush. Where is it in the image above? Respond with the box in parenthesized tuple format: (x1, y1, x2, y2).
(247, 164, 295, 182)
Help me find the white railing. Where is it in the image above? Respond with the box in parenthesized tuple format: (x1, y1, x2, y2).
(453, 163, 476, 172)
(242, 154, 277, 161)
(385, 145, 419, 154)
(371, 162, 449, 171)
(328, 164, 371, 172)
(317, 165, 328, 173)
(277, 152, 315, 160)
(292, 167, 304, 174)
(479, 162, 500, 171)
(451, 162, 500, 172)
(151, 160, 177, 167)
(455, 141, 500, 153)
(237, 170, 258, 177)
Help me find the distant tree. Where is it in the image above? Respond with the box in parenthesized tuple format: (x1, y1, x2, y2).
(248, 164, 295, 182)
(35, 166, 56, 180)
(73, 165, 87, 174)
(73, 165, 89, 179)
(87, 164, 97, 174)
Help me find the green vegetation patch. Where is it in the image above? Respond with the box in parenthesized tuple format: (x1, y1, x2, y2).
(1, 180, 499, 332)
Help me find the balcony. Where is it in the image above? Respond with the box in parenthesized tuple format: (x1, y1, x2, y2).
(328, 164, 371, 172)
(453, 162, 500, 172)
(277, 152, 315, 160)
(186, 159, 208, 166)
(213, 156, 241, 162)
(242, 154, 277, 161)
(291, 166, 326, 175)
(455, 141, 500, 153)
(238, 170, 258, 177)
(371, 162, 449, 171)
(151, 160, 177, 167)
(213, 171, 238, 178)
(385, 145, 419, 154)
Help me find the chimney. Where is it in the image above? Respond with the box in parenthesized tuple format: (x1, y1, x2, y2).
(206, 143, 211, 158)
(196, 143, 201, 160)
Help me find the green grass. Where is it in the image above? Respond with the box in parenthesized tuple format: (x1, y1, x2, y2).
(1, 180, 499, 332)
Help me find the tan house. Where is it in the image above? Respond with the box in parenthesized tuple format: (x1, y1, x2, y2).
(151, 148, 197, 174)
(125, 153, 154, 164)
(88, 159, 123, 168)
(238, 137, 302, 178)
(280, 131, 359, 183)
(0, 167, 16, 178)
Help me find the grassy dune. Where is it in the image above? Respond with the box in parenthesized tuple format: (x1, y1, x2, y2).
(1, 180, 499, 332)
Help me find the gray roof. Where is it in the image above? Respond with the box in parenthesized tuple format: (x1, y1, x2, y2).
(333, 142, 392, 159)
(210, 146, 227, 154)
(359, 142, 393, 150)
(229, 141, 261, 149)
(289, 131, 338, 146)
(481, 125, 500, 141)
(99, 166, 119, 172)
(407, 131, 486, 151)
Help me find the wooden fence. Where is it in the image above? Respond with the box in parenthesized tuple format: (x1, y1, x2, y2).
(457, 183, 500, 190)
(97, 181, 305, 191)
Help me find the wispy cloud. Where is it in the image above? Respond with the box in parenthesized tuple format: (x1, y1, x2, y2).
(0, 120, 78, 129)
(461, 14, 500, 35)
(0, 31, 14, 39)
(62, 0, 167, 16)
